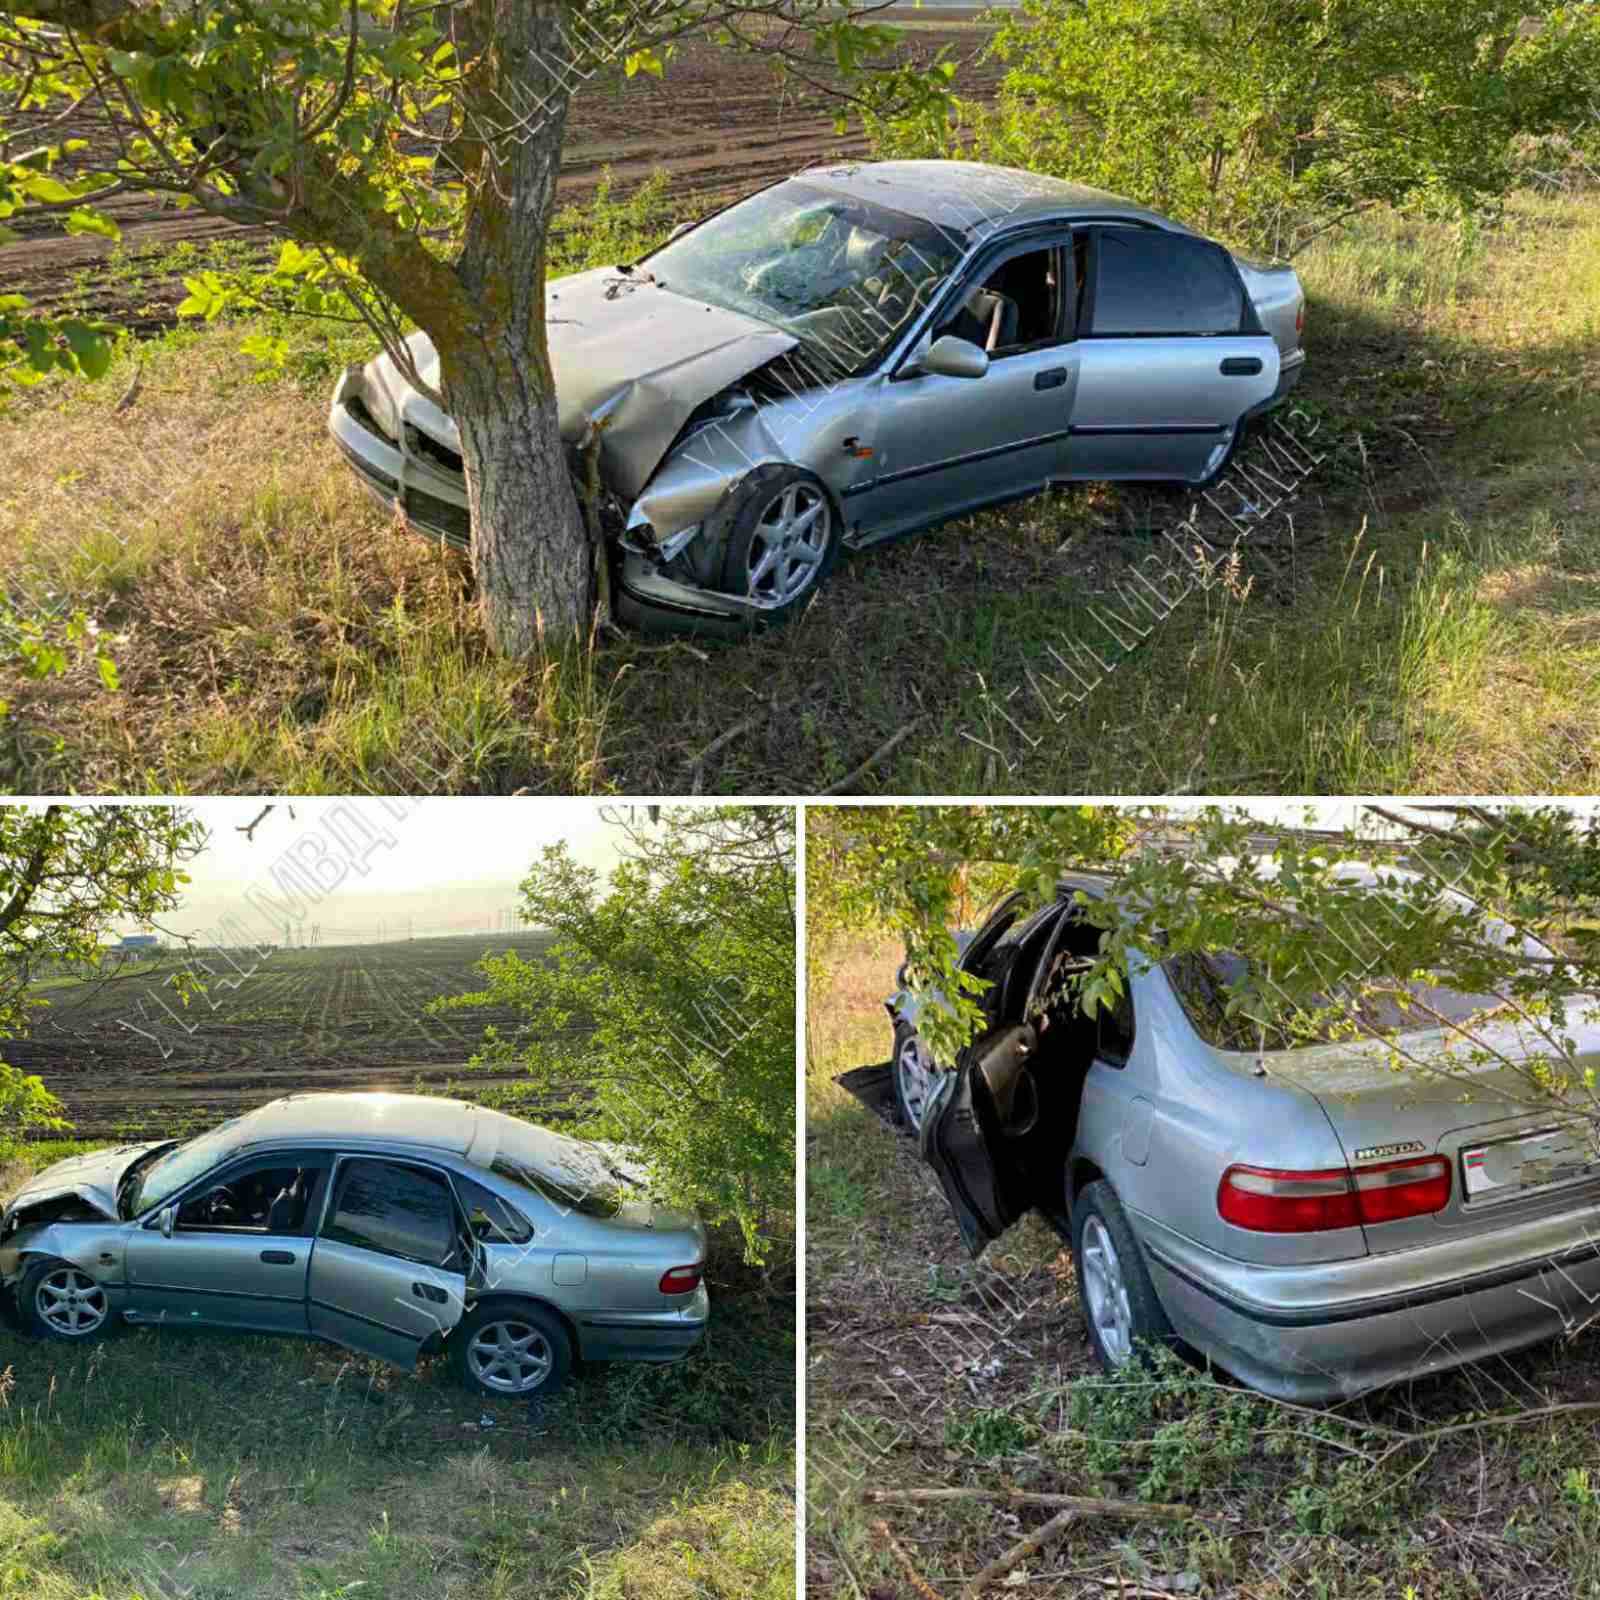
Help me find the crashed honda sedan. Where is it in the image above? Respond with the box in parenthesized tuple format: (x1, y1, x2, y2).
(0, 1092, 708, 1398)
(329, 159, 1305, 635)
(876, 869, 1600, 1402)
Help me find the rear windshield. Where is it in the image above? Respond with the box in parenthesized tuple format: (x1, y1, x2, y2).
(488, 1125, 644, 1220)
(1165, 951, 1499, 1052)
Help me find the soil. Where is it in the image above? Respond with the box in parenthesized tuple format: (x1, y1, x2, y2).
(0, 14, 1002, 335)
(10, 933, 584, 1140)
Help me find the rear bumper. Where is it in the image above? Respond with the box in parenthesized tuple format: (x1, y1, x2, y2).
(1134, 1206, 1600, 1401)
(576, 1284, 710, 1364)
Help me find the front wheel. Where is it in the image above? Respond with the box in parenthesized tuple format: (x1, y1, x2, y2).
(1070, 1182, 1175, 1373)
(18, 1257, 114, 1343)
(715, 465, 840, 628)
(891, 1022, 938, 1136)
(450, 1301, 573, 1400)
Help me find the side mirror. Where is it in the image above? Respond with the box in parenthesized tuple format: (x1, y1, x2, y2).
(913, 335, 989, 380)
(159, 1205, 175, 1239)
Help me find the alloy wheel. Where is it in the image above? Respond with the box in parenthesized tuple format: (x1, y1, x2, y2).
(467, 1320, 555, 1394)
(895, 1033, 938, 1133)
(744, 483, 831, 606)
(36, 1267, 108, 1337)
(1080, 1216, 1134, 1366)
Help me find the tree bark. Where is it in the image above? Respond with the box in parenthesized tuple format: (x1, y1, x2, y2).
(447, 349, 592, 652)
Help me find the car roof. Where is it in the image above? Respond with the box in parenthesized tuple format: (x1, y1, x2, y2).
(229, 1092, 484, 1155)
(795, 160, 1189, 241)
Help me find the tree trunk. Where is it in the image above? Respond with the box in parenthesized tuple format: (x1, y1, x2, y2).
(441, 0, 593, 657)
(446, 349, 592, 655)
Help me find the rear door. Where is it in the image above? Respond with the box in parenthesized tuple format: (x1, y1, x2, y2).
(920, 900, 1076, 1253)
(1068, 226, 1278, 482)
(308, 1156, 469, 1369)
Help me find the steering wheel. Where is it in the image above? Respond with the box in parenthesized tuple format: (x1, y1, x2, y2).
(201, 1185, 240, 1223)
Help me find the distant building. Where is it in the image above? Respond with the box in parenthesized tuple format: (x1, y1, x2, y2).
(118, 934, 160, 950)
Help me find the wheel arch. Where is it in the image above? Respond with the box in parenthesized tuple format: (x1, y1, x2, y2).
(456, 1291, 581, 1358)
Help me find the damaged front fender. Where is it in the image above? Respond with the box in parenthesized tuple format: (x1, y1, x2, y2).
(0, 1209, 127, 1296)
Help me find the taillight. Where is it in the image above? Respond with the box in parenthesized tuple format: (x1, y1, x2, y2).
(1218, 1156, 1449, 1233)
(658, 1264, 703, 1295)
(1295, 301, 1305, 339)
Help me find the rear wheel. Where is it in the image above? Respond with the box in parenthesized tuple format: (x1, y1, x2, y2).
(18, 1258, 114, 1344)
(450, 1301, 572, 1400)
(1070, 1182, 1175, 1372)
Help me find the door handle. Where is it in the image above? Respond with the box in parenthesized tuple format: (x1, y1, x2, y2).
(260, 1250, 296, 1265)
(413, 1282, 449, 1304)
(1034, 367, 1068, 391)
(1220, 356, 1263, 376)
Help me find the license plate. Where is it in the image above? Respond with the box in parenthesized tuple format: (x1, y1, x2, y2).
(1462, 1122, 1600, 1203)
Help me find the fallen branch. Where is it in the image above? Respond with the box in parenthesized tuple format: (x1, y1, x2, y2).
(863, 1488, 1220, 1523)
(871, 1517, 946, 1600)
(820, 716, 924, 796)
(686, 709, 766, 795)
(964, 1505, 1078, 1595)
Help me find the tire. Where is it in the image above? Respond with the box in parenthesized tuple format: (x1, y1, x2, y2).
(714, 464, 841, 629)
(1070, 1181, 1176, 1374)
(17, 1256, 116, 1345)
(450, 1300, 573, 1401)
(1186, 415, 1249, 490)
(891, 1022, 938, 1136)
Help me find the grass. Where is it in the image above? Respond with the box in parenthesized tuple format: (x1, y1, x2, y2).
(806, 928, 1600, 1599)
(0, 1146, 795, 1600)
(2, 183, 1598, 792)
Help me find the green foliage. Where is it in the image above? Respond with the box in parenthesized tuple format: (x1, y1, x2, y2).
(0, 803, 206, 1137)
(435, 807, 794, 1262)
(874, 0, 1600, 252)
(807, 803, 1600, 1108)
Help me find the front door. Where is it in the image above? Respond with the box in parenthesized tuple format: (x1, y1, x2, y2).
(123, 1152, 328, 1332)
(863, 239, 1078, 541)
(308, 1156, 469, 1369)
(1068, 226, 1279, 482)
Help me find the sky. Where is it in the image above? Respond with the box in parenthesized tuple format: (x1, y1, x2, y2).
(88, 798, 662, 945)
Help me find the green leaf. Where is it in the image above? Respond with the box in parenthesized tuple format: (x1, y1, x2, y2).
(96, 654, 120, 691)
(63, 209, 120, 241)
(62, 322, 114, 380)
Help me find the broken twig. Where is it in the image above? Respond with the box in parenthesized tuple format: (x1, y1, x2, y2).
(871, 1518, 946, 1600)
(964, 1505, 1078, 1594)
(820, 716, 924, 796)
(686, 710, 766, 794)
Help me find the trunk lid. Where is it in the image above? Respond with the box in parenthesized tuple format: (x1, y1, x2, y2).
(1270, 1007, 1600, 1250)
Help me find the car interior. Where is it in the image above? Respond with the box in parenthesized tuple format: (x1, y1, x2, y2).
(933, 245, 1065, 354)
(177, 1163, 322, 1233)
(960, 901, 1117, 1211)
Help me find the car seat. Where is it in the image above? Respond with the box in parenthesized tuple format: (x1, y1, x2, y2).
(266, 1172, 304, 1233)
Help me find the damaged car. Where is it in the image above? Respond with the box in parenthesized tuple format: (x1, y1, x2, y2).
(0, 1092, 708, 1398)
(872, 869, 1600, 1402)
(329, 159, 1305, 636)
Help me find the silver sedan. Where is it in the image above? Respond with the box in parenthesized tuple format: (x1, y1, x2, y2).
(883, 870, 1600, 1401)
(329, 159, 1306, 636)
(0, 1092, 709, 1399)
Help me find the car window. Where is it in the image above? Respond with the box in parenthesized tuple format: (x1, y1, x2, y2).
(1089, 228, 1245, 337)
(128, 1115, 250, 1215)
(454, 1173, 535, 1245)
(175, 1161, 322, 1234)
(936, 246, 1063, 355)
(643, 178, 965, 379)
(1097, 982, 1136, 1066)
(321, 1159, 461, 1268)
(488, 1125, 648, 1221)
(1165, 951, 1499, 1052)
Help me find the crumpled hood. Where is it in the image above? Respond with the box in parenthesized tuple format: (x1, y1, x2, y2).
(4, 1140, 164, 1222)
(375, 267, 798, 503)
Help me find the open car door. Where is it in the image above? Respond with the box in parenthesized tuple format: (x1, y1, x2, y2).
(919, 896, 1079, 1254)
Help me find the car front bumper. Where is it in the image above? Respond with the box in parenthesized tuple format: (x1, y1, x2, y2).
(330, 367, 770, 638)
(574, 1283, 711, 1365)
(1133, 1205, 1600, 1401)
